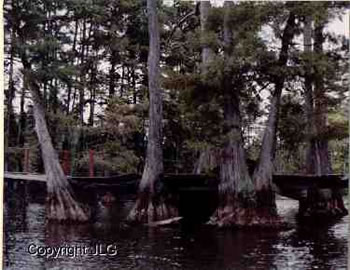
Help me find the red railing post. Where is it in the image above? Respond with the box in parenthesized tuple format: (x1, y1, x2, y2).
(62, 150, 71, 175)
(89, 149, 94, 177)
(24, 148, 30, 173)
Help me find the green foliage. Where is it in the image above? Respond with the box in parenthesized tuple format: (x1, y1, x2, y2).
(278, 94, 306, 150)
(75, 142, 140, 175)
(4, 0, 349, 175)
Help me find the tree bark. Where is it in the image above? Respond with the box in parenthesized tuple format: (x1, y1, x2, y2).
(66, 18, 79, 115)
(305, 19, 331, 175)
(208, 58, 256, 226)
(252, 10, 296, 220)
(301, 17, 347, 219)
(5, 0, 17, 149)
(303, 15, 317, 174)
(194, 1, 218, 174)
(17, 87, 26, 147)
(5, 11, 17, 171)
(128, 0, 178, 223)
(311, 22, 332, 175)
(208, 2, 277, 227)
(200, 1, 212, 75)
(193, 147, 220, 175)
(89, 49, 97, 126)
(21, 57, 89, 222)
(79, 18, 87, 125)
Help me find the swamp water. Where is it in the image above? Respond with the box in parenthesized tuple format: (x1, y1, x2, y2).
(3, 180, 348, 270)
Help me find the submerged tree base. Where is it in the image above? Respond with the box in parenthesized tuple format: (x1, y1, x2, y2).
(207, 184, 286, 228)
(127, 191, 179, 224)
(47, 189, 90, 223)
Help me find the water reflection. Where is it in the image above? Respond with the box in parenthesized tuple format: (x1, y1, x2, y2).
(274, 219, 348, 270)
(3, 181, 348, 270)
(173, 227, 280, 269)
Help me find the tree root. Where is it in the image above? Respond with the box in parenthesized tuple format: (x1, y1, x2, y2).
(127, 194, 179, 224)
(47, 189, 90, 223)
(299, 188, 348, 220)
(299, 198, 348, 220)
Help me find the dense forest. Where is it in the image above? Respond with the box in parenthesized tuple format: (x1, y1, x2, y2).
(4, 0, 349, 224)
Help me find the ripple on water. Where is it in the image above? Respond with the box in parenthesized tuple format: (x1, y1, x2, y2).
(3, 187, 349, 270)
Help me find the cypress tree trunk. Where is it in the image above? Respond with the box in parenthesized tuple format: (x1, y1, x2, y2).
(312, 22, 332, 175)
(193, 147, 220, 175)
(89, 50, 97, 126)
(6, 0, 17, 150)
(79, 18, 87, 125)
(301, 18, 347, 219)
(22, 60, 89, 222)
(194, 1, 219, 175)
(128, 0, 178, 223)
(17, 87, 26, 147)
(200, 1, 212, 75)
(66, 19, 79, 115)
(303, 16, 317, 174)
(304, 21, 332, 175)
(208, 47, 256, 226)
(209, 2, 274, 227)
(252, 10, 296, 223)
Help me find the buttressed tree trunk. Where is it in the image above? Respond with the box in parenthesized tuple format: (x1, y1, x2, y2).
(252, 10, 296, 223)
(311, 21, 332, 175)
(127, 0, 178, 223)
(301, 17, 347, 218)
(304, 19, 332, 175)
(208, 2, 259, 227)
(23, 66, 89, 223)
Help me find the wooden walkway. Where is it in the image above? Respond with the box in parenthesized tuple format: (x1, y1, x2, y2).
(273, 174, 348, 200)
(4, 172, 140, 185)
(4, 172, 47, 182)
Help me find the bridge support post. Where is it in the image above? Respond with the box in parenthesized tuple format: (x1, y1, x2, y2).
(89, 149, 94, 177)
(24, 148, 30, 173)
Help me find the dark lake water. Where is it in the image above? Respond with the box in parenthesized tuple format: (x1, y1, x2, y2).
(3, 181, 349, 269)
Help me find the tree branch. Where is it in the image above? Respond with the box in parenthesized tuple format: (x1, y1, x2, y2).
(165, 6, 198, 47)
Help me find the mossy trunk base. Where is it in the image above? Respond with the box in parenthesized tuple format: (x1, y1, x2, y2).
(127, 192, 179, 224)
(299, 188, 348, 220)
(208, 191, 285, 228)
(47, 189, 90, 223)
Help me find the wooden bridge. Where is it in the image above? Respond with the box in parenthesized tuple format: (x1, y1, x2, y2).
(4, 171, 348, 201)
